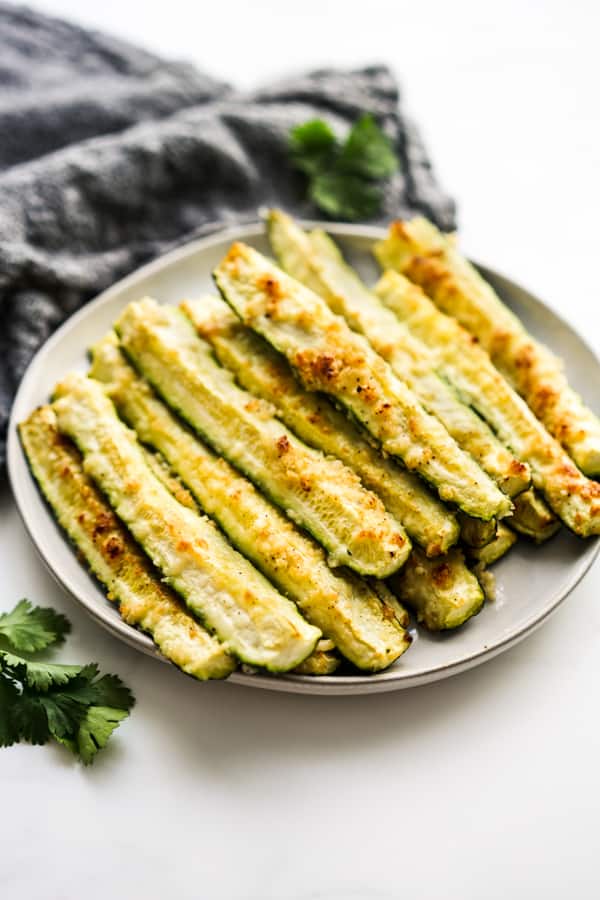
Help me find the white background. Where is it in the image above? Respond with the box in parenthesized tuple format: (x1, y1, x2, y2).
(2, 2, 600, 898)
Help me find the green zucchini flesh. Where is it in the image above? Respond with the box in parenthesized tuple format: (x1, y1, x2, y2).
(181, 295, 459, 558)
(374, 217, 600, 477)
(18, 406, 236, 680)
(267, 209, 530, 499)
(213, 241, 511, 521)
(510, 489, 561, 543)
(466, 523, 517, 567)
(375, 269, 600, 537)
(389, 547, 484, 631)
(114, 298, 410, 578)
(52, 374, 321, 672)
(89, 334, 411, 671)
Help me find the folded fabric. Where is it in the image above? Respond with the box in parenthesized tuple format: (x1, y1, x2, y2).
(0, 2, 456, 469)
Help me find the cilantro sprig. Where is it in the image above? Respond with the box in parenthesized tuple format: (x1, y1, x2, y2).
(289, 114, 399, 221)
(0, 600, 134, 765)
(0, 599, 70, 653)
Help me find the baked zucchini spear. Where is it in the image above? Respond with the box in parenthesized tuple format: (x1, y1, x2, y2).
(267, 209, 530, 499)
(89, 334, 411, 671)
(181, 296, 458, 557)
(374, 217, 600, 477)
(389, 547, 484, 631)
(18, 406, 236, 681)
(114, 298, 410, 578)
(456, 513, 497, 549)
(213, 241, 512, 522)
(509, 488, 561, 543)
(52, 374, 321, 672)
(128, 448, 345, 676)
(375, 270, 600, 537)
(293, 640, 341, 675)
(466, 523, 517, 567)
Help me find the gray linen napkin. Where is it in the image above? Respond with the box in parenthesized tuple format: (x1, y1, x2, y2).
(0, 2, 456, 469)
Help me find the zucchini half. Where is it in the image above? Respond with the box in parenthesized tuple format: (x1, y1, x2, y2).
(52, 374, 321, 672)
(90, 334, 411, 672)
(114, 298, 410, 578)
(18, 406, 236, 680)
(267, 209, 530, 499)
(389, 547, 484, 631)
(134, 448, 345, 676)
(466, 523, 517, 567)
(293, 641, 341, 675)
(375, 270, 600, 537)
(181, 295, 459, 557)
(510, 488, 561, 543)
(213, 241, 511, 522)
(374, 216, 600, 477)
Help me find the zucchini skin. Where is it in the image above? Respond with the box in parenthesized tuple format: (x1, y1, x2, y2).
(90, 334, 411, 672)
(213, 242, 511, 522)
(52, 374, 321, 672)
(115, 298, 410, 579)
(267, 209, 530, 500)
(375, 270, 600, 538)
(181, 296, 459, 558)
(375, 217, 600, 477)
(466, 523, 517, 566)
(18, 406, 236, 680)
(389, 547, 485, 631)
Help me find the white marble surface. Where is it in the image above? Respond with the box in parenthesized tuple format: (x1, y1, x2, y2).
(3, 2, 600, 898)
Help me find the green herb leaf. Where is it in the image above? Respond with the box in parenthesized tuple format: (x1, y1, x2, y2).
(289, 119, 337, 175)
(0, 650, 86, 692)
(69, 706, 130, 766)
(86, 673, 135, 711)
(0, 676, 21, 747)
(338, 114, 398, 178)
(0, 599, 70, 653)
(9, 694, 52, 745)
(310, 172, 382, 221)
(0, 602, 135, 765)
(37, 693, 88, 741)
(289, 113, 399, 221)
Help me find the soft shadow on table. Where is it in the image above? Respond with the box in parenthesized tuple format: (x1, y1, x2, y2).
(85, 619, 556, 783)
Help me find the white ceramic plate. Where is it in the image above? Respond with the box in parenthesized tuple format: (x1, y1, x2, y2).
(7, 222, 600, 695)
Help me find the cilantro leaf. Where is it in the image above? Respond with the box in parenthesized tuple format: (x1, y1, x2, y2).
(69, 706, 130, 766)
(290, 119, 337, 175)
(289, 113, 399, 221)
(37, 693, 88, 741)
(0, 676, 20, 747)
(0, 651, 85, 692)
(338, 114, 398, 178)
(310, 172, 382, 221)
(0, 600, 134, 765)
(0, 599, 70, 653)
(62, 671, 135, 712)
(86, 673, 135, 711)
(10, 694, 51, 745)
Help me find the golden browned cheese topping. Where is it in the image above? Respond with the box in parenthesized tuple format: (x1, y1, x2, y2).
(509, 458, 530, 480)
(293, 348, 343, 387)
(103, 534, 124, 559)
(275, 434, 290, 455)
(431, 561, 452, 589)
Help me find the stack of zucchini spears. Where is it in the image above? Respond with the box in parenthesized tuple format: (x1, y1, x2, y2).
(19, 209, 600, 681)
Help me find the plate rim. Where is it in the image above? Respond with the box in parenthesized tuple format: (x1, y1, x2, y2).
(7, 219, 600, 695)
